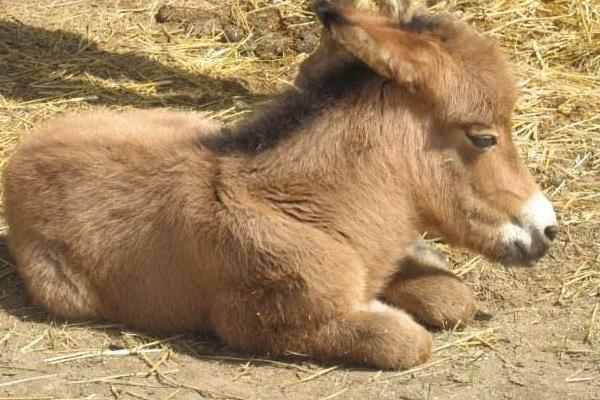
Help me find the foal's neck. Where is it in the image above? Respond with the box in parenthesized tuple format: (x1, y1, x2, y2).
(224, 66, 387, 172)
(204, 66, 426, 265)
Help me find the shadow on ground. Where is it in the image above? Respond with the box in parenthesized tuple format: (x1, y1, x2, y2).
(0, 18, 264, 110)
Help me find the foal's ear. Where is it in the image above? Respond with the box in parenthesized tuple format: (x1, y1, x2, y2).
(314, 0, 452, 86)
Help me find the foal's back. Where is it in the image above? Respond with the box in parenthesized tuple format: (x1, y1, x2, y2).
(3, 109, 223, 330)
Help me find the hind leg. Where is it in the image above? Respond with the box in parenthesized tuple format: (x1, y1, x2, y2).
(11, 239, 101, 321)
(383, 239, 477, 328)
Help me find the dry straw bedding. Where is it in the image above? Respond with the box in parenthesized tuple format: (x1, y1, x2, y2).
(0, 0, 598, 399)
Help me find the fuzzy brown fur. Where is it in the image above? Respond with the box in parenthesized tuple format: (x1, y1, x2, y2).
(2, 1, 552, 369)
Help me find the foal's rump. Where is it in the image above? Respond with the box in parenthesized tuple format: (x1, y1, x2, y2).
(2, 109, 221, 330)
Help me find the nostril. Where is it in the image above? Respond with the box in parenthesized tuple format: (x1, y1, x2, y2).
(544, 225, 558, 241)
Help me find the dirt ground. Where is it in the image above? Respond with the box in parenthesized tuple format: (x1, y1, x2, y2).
(0, 0, 598, 399)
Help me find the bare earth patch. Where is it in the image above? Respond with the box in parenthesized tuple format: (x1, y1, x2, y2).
(0, 0, 598, 399)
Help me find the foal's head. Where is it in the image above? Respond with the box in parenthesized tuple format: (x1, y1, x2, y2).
(299, 0, 557, 266)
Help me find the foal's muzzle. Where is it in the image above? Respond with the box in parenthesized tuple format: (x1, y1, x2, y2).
(499, 192, 558, 267)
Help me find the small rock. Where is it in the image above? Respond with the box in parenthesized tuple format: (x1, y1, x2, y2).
(255, 37, 286, 59)
(224, 25, 244, 43)
(296, 30, 319, 54)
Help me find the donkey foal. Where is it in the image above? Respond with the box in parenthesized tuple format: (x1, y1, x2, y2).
(3, 1, 557, 369)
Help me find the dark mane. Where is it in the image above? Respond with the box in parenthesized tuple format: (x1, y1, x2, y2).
(400, 13, 461, 45)
(200, 61, 375, 154)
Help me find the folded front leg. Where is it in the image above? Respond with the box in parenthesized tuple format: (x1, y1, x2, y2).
(305, 300, 432, 369)
(214, 294, 432, 370)
(209, 215, 432, 369)
(383, 239, 478, 328)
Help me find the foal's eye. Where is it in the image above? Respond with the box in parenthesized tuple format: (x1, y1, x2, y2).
(466, 133, 498, 150)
